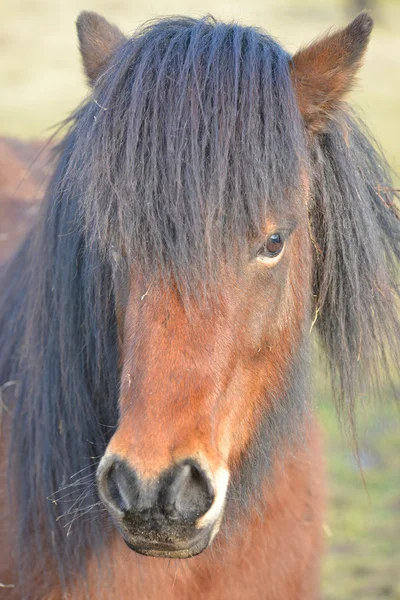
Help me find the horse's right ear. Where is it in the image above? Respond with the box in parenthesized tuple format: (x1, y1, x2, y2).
(290, 13, 373, 133)
(76, 11, 126, 86)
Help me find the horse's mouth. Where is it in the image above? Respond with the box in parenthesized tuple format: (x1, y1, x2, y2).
(123, 529, 211, 559)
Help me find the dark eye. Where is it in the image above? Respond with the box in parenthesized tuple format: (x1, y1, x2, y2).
(257, 233, 284, 259)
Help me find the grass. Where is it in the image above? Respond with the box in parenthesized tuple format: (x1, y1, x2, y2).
(1, 1, 400, 597)
(316, 377, 400, 599)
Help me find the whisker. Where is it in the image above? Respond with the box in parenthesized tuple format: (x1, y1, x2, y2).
(70, 462, 99, 480)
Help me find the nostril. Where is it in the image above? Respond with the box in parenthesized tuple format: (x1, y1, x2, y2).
(107, 463, 129, 512)
(99, 458, 139, 514)
(164, 461, 214, 521)
(163, 464, 191, 517)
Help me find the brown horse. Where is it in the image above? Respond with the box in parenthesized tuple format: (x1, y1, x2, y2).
(0, 11, 399, 600)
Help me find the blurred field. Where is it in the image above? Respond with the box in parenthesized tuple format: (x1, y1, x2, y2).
(1, 1, 400, 598)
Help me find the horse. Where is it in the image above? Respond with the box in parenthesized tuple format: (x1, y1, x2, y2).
(0, 11, 399, 600)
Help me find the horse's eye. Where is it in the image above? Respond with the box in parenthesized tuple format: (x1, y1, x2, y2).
(257, 233, 284, 259)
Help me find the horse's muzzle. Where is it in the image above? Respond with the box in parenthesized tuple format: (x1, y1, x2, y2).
(97, 454, 220, 558)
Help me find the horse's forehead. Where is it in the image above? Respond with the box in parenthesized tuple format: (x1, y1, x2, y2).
(116, 187, 310, 318)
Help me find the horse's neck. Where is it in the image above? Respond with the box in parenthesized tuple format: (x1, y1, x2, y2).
(74, 419, 324, 600)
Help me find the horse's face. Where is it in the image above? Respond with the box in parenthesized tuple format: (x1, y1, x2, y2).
(97, 197, 312, 557)
(82, 9, 375, 559)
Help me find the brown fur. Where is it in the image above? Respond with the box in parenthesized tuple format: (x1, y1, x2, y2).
(290, 13, 373, 133)
(76, 12, 126, 85)
(0, 138, 51, 262)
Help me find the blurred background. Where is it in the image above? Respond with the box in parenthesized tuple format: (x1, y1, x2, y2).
(1, 0, 399, 598)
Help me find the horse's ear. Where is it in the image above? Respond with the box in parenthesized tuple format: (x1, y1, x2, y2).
(76, 11, 126, 86)
(290, 13, 373, 133)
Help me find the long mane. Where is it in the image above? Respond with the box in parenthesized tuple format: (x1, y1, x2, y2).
(1, 135, 120, 593)
(310, 111, 400, 430)
(0, 14, 399, 597)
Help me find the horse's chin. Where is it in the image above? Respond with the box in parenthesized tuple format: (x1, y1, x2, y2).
(123, 530, 212, 559)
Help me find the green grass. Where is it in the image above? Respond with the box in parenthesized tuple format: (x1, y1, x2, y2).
(317, 389, 400, 599)
(314, 350, 400, 599)
(1, 1, 400, 597)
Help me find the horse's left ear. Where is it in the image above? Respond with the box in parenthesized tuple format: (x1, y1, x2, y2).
(76, 11, 126, 86)
(290, 13, 373, 133)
